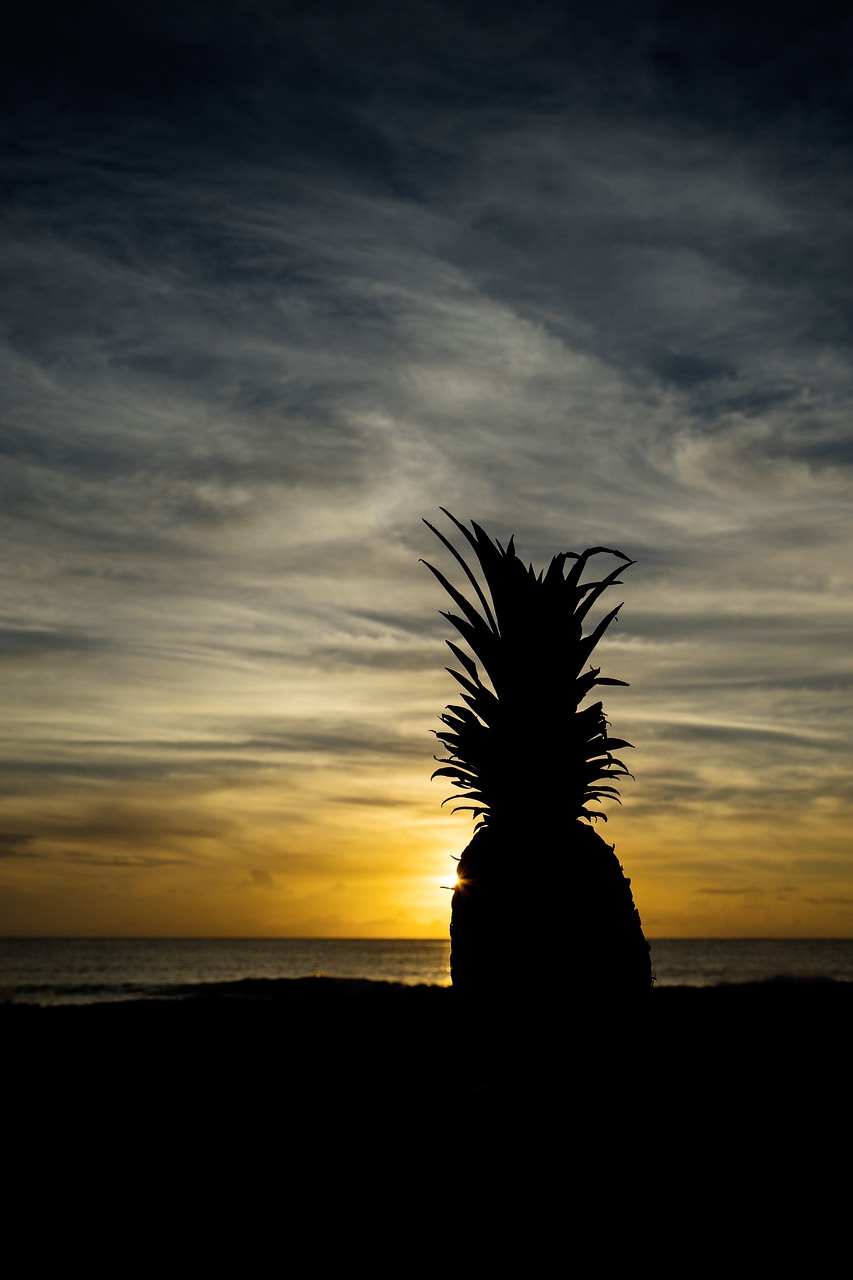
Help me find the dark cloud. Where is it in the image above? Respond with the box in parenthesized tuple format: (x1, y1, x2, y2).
(698, 886, 757, 896)
(61, 851, 191, 867)
(0, 625, 104, 657)
(315, 643, 436, 672)
(247, 867, 275, 888)
(661, 723, 829, 748)
(331, 794, 411, 809)
(0, 833, 37, 858)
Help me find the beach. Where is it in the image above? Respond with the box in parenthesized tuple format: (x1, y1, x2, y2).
(8, 977, 849, 1153)
(7, 975, 850, 1261)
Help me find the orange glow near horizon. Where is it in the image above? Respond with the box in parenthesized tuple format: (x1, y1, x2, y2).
(3, 788, 853, 938)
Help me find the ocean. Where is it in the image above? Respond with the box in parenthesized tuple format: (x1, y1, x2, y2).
(3, 936, 853, 1005)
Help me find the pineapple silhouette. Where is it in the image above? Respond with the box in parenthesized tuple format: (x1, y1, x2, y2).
(423, 510, 652, 1008)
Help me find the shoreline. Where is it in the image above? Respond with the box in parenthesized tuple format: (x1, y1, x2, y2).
(5, 967, 853, 1004)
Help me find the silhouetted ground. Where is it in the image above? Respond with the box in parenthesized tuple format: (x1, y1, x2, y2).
(6, 979, 850, 1252)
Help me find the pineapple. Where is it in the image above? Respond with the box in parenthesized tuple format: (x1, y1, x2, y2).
(423, 509, 651, 1004)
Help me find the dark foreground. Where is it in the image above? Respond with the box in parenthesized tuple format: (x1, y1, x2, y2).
(6, 979, 850, 1253)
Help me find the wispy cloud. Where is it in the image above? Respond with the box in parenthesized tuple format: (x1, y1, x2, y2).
(2, 1, 852, 935)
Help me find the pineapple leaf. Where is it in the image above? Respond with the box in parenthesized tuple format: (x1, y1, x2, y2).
(425, 511, 635, 828)
(572, 603, 623, 674)
(421, 561, 491, 637)
(574, 559, 636, 624)
(423, 517, 499, 632)
(446, 641, 479, 682)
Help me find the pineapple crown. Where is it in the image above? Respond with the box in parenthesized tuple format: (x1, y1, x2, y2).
(422, 509, 634, 830)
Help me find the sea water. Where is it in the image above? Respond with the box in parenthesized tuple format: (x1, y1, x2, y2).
(3, 936, 853, 1005)
(0, 937, 452, 1005)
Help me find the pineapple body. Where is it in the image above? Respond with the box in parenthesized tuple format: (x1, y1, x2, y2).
(450, 822, 651, 1001)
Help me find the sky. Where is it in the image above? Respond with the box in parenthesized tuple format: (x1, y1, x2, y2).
(3, 0, 853, 938)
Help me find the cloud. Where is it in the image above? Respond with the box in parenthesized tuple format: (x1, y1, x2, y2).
(698, 886, 762, 896)
(247, 868, 275, 888)
(61, 851, 191, 868)
(0, 833, 37, 859)
(0, 625, 105, 658)
(2, 1, 853, 935)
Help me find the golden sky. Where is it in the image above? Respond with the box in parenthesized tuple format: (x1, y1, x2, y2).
(4, 510, 852, 938)
(3, 3, 853, 938)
